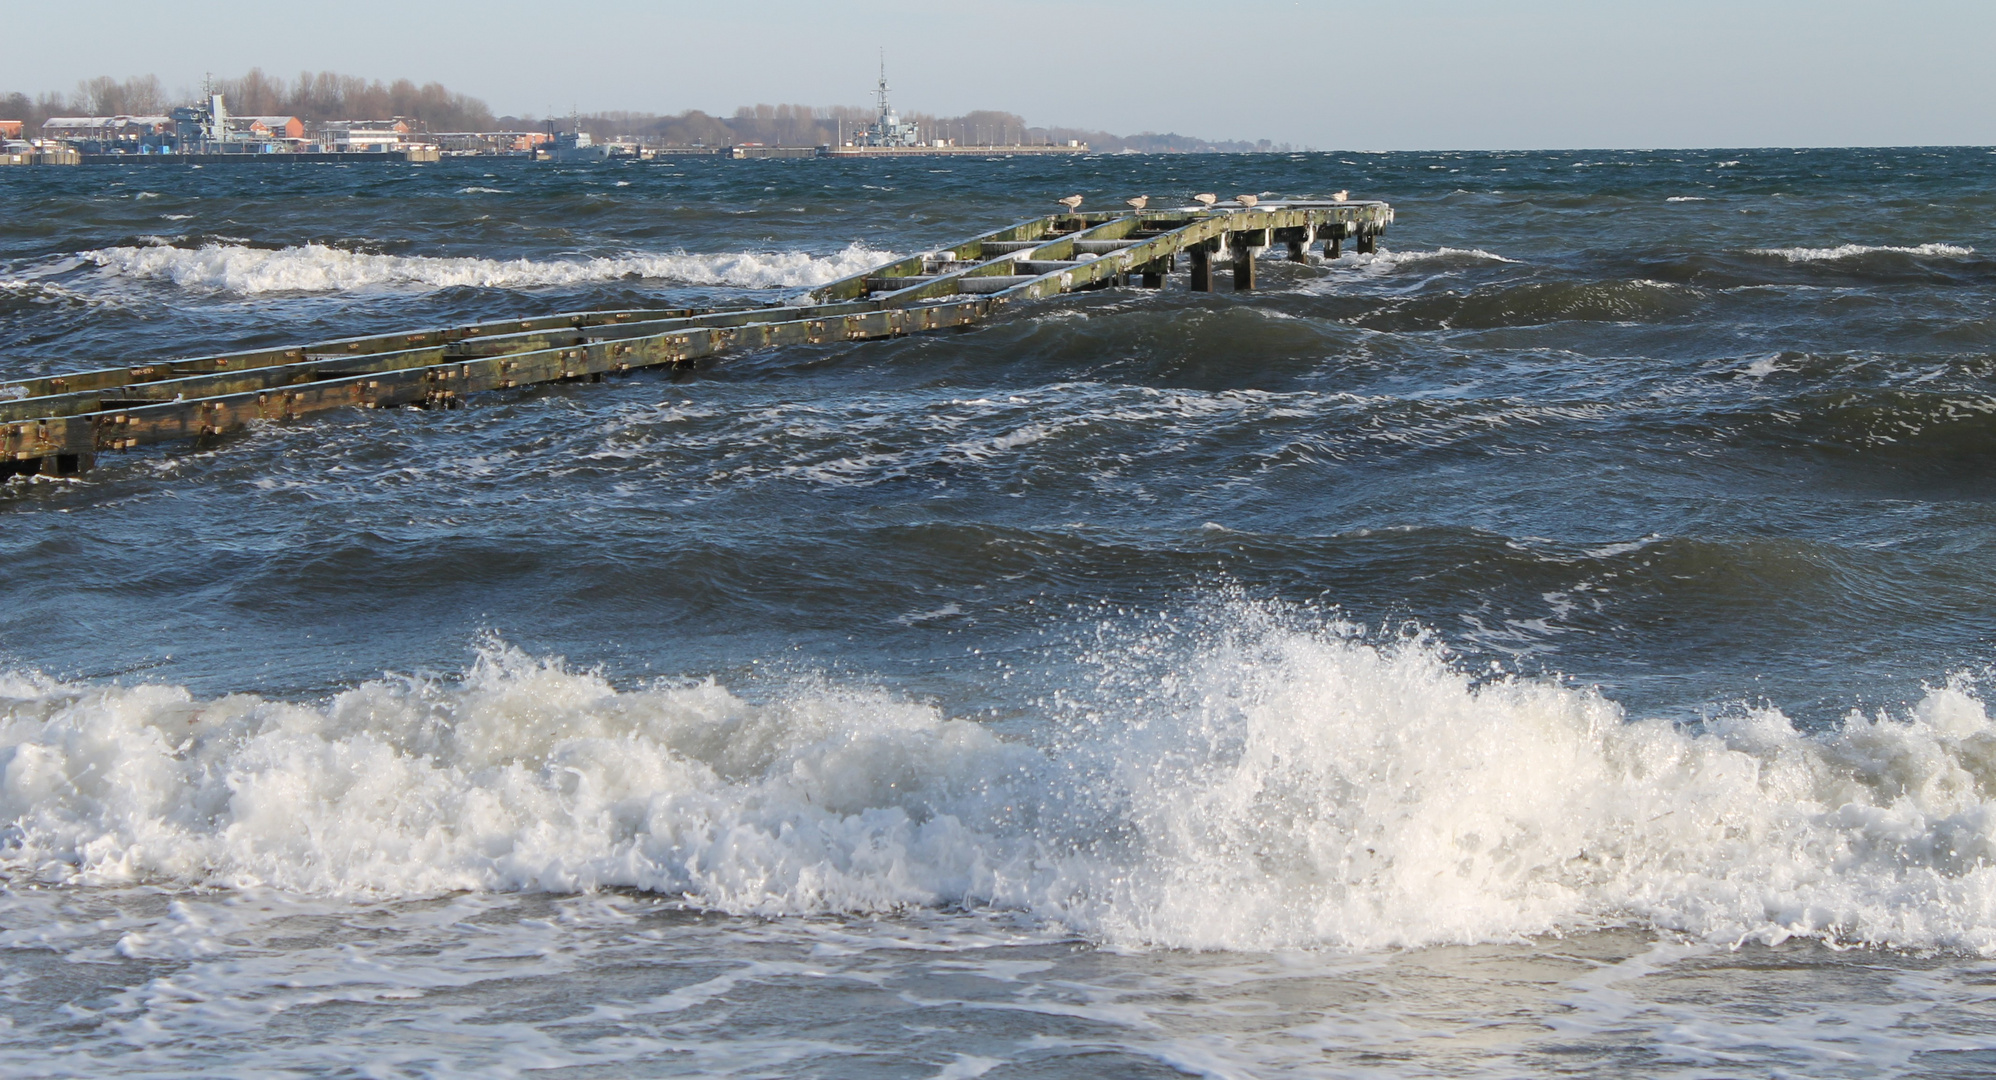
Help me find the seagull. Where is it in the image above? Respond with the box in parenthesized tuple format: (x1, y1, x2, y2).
(1331, 190, 1349, 202)
(1126, 195, 1149, 212)
(1192, 193, 1217, 209)
(1234, 194, 1259, 208)
(1058, 194, 1084, 212)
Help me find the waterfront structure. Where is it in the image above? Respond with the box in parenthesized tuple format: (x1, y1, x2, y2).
(0, 142, 80, 166)
(322, 120, 410, 152)
(730, 145, 816, 159)
(0, 196, 1391, 477)
(238, 116, 306, 141)
(432, 131, 550, 156)
(42, 115, 176, 153)
(823, 58, 1086, 158)
(31, 92, 444, 162)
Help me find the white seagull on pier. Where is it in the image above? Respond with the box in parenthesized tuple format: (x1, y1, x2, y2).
(1057, 194, 1084, 212)
(1331, 190, 1349, 202)
(1192, 193, 1218, 209)
(1234, 194, 1259, 208)
(1126, 195, 1149, 212)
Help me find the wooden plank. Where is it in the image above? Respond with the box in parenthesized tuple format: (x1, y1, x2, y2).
(1, 199, 1394, 476)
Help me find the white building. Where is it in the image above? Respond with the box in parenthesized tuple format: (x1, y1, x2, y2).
(321, 120, 410, 152)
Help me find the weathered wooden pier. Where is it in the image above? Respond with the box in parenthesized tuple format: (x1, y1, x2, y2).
(0, 198, 1391, 479)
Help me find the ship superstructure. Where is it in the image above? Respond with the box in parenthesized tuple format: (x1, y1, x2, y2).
(856, 56, 922, 147)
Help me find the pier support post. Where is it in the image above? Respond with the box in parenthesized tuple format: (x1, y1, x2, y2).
(1356, 230, 1377, 255)
(1140, 259, 1164, 288)
(9, 452, 95, 479)
(1233, 245, 1255, 291)
(1189, 246, 1212, 292)
(1275, 226, 1312, 263)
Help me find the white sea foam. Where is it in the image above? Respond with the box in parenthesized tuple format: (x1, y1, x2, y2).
(0, 277, 105, 307)
(7, 615, 1996, 953)
(1751, 242, 1974, 262)
(1341, 247, 1519, 271)
(77, 241, 896, 295)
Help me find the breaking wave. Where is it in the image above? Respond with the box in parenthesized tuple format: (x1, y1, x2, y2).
(1343, 246, 1519, 270)
(1750, 242, 1975, 262)
(7, 607, 1996, 954)
(76, 241, 896, 295)
(0, 276, 108, 310)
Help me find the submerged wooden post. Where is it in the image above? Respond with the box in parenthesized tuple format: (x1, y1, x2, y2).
(1233, 243, 1255, 291)
(2, 197, 1397, 480)
(1287, 239, 1307, 262)
(1326, 234, 1343, 258)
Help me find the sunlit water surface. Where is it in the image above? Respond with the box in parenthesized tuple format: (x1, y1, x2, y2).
(4, 149, 1996, 1077)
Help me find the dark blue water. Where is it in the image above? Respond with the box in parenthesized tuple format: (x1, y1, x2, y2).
(3, 150, 1996, 1078)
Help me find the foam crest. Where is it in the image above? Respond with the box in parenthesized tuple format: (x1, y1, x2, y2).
(1088, 616, 1996, 950)
(77, 241, 895, 295)
(7, 617, 1996, 953)
(1343, 246, 1519, 271)
(0, 649, 1042, 910)
(1751, 242, 1975, 262)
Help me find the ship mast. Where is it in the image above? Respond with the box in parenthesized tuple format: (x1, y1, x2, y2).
(875, 49, 890, 120)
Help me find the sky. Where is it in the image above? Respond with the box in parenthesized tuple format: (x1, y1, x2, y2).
(11, 0, 1995, 149)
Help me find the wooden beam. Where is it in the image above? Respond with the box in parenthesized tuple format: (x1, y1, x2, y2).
(3, 199, 1398, 477)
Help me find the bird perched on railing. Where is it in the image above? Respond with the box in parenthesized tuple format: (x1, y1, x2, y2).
(1192, 193, 1217, 209)
(1331, 190, 1349, 202)
(1058, 195, 1084, 212)
(1234, 194, 1259, 208)
(1126, 195, 1149, 212)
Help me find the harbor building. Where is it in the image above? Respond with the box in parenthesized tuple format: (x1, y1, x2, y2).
(42, 115, 176, 154)
(321, 119, 411, 152)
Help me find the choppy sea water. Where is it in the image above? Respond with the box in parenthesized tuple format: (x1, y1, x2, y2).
(4, 148, 1996, 1077)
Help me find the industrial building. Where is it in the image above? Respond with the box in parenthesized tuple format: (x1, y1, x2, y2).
(320, 119, 411, 152)
(41, 115, 177, 154)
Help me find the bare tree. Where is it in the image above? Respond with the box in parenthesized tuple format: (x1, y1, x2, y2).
(72, 74, 165, 115)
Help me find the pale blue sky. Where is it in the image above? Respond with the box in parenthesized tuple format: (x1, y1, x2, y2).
(14, 0, 1994, 148)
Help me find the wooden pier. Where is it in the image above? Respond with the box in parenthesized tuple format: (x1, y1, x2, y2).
(0, 198, 1391, 479)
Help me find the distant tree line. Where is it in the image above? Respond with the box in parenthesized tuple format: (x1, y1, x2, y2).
(216, 70, 495, 130)
(0, 70, 493, 131)
(1, 73, 1285, 151)
(538, 103, 1287, 153)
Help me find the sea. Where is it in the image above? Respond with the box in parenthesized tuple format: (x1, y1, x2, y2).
(3, 147, 1996, 1078)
